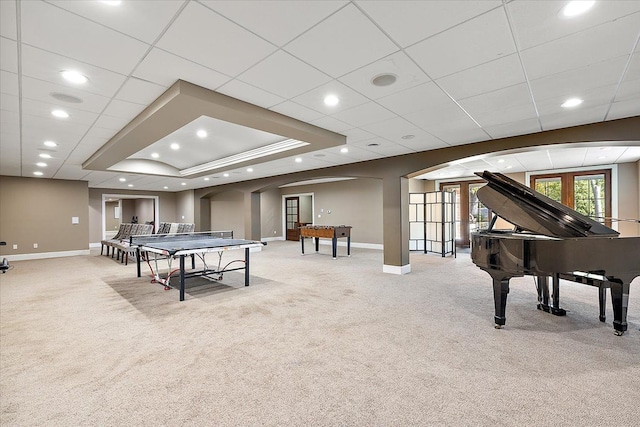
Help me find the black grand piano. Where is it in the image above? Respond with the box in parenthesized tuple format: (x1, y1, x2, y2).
(471, 171, 640, 335)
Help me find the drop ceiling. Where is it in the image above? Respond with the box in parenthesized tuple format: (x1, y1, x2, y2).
(1, 0, 639, 192)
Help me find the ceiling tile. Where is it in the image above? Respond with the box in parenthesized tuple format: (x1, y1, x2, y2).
(115, 77, 167, 105)
(536, 84, 617, 117)
(436, 54, 526, 101)
(156, 1, 277, 77)
(508, 1, 640, 50)
(216, 79, 286, 109)
(310, 116, 352, 133)
(201, 0, 348, 47)
(357, 0, 502, 48)
(360, 116, 421, 141)
(483, 118, 542, 140)
(0, 37, 18, 73)
(291, 80, 369, 115)
(268, 101, 325, 123)
(342, 127, 377, 144)
(0, 70, 19, 97)
(520, 12, 640, 80)
(284, 3, 399, 78)
(377, 81, 453, 116)
(0, 0, 17, 39)
(237, 50, 332, 99)
(615, 147, 640, 163)
(422, 117, 488, 146)
(20, 45, 128, 99)
(540, 105, 609, 131)
(133, 48, 231, 90)
(101, 99, 146, 120)
(93, 114, 130, 132)
(21, 98, 98, 127)
(330, 101, 396, 128)
(21, 76, 111, 114)
(48, 0, 185, 44)
(0, 92, 18, 113)
(21, 1, 150, 75)
(338, 51, 431, 99)
(605, 98, 640, 121)
(349, 137, 413, 156)
(530, 55, 630, 104)
(406, 8, 516, 79)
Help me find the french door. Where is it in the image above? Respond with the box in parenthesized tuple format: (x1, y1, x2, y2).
(440, 180, 490, 247)
(285, 197, 300, 241)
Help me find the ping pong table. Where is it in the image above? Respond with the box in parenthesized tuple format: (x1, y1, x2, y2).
(131, 231, 264, 301)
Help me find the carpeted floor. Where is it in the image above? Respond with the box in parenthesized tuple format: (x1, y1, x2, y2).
(1, 241, 638, 426)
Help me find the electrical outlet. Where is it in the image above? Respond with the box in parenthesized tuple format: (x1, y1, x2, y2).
(12, 244, 17, 250)
(33, 243, 38, 249)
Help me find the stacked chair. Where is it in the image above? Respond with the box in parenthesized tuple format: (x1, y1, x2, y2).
(101, 222, 195, 265)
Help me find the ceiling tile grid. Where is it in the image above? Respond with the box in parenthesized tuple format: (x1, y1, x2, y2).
(0, 0, 637, 191)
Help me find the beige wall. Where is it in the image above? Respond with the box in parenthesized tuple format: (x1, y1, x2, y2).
(105, 201, 119, 231)
(618, 162, 639, 237)
(299, 195, 313, 223)
(0, 176, 89, 256)
(281, 178, 383, 244)
(210, 191, 245, 238)
(88, 189, 177, 244)
(176, 190, 194, 223)
(260, 189, 281, 239)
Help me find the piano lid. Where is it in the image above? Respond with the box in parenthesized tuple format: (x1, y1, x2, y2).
(475, 171, 619, 238)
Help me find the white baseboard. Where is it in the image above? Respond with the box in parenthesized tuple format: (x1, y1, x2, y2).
(89, 242, 101, 248)
(261, 236, 285, 242)
(316, 239, 383, 251)
(4, 249, 91, 262)
(383, 264, 411, 275)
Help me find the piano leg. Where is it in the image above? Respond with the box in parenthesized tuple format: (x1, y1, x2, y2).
(610, 281, 629, 336)
(550, 274, 566, 316)
(492, 277, 510, 329)
(536, 276, 550, 313)
(598, 286, 606, 322)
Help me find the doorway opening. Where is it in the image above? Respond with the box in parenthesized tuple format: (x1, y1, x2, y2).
(282, 193, 313, 241)
(101, 194, 159, 241)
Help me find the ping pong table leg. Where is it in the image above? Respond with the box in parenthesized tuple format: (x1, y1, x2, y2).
(136, 247, 141, 278)
(332, 236, 337, 259)
(245, 248, 250, 286)
(180, 255, 185, 301)
(301, 236, 305, 255)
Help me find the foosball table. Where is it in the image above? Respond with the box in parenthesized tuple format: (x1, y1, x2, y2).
(299, 225, 352, 259)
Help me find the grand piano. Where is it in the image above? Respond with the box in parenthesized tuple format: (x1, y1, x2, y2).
(471, 171, 640, 335)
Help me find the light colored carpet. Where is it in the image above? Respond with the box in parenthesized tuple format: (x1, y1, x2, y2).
(1, 241, 638, 426)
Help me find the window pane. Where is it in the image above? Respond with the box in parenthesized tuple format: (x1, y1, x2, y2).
(574, 174, 605, 222)
(469, 183, 489, 238)
(534, 177, 562, 203)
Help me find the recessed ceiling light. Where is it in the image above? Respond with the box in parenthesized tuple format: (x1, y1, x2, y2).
(128, 184, 133, 188)
(151, 152, 159, 159)
(505, 165, 513, 169)
(561, 1, 595, 18)
(204, 177, 210, 181)
(197, 129, 207, 138)
(181, 182, 186, 186)
(163, 186, 168, 189)
(61, 70, 88, 84)
(247, 168, 253, 172)
(170, 143, 180, 150)
(597, 156, 606, 160)
(223, 173, 229, 177)
(324, 94, 340, 107)
(44, 140, 57, 147)
(51, 109, 69, 118)
(39, 153, 52, 159)
(497, 159, 505, 163)
(600, 147, 610, 151)
(36, 162, 47, 167)
(295, 157, 302, 163)
(371, 73, 398, 87)
(119, 178, 126, 182)
(561, 98, 583, 108)
(33, 171, 44, 176)
(340, 147, 349, 153)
